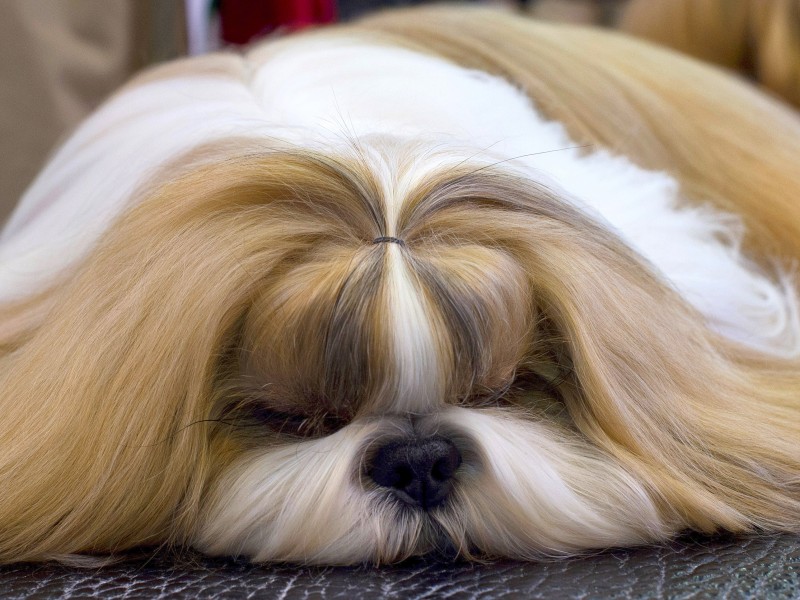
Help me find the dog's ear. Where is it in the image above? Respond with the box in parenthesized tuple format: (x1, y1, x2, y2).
(0, 163, 247, 561)
(515, 194, 800, 534)
(0, 151, 373, 562)
(392, 166, 800, 535)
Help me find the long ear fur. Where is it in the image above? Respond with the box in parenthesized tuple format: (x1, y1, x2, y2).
(0, 150, 390, 562)
(354, 7, 800, 532)
(414, 168, 800, 534)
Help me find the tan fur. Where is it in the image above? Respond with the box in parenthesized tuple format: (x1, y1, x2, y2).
(0, 7, 798, 563)
(620, 0, 800, 108)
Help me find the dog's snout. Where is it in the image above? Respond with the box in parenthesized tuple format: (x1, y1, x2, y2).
(367, 436, 461, 510)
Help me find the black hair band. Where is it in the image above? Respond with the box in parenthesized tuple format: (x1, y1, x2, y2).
(373, 236, 405, 246)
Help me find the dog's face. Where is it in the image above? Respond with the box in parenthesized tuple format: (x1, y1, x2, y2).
(164, 148, 671, 563)
(1, 8, 799, 566)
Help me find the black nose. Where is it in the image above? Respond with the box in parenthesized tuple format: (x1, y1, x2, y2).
(367, 436, 462, 509)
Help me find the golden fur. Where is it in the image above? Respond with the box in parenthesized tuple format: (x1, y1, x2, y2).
(620, 0, 800, 108)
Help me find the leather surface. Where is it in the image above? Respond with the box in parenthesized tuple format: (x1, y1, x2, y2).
(0, 534, 797, 599)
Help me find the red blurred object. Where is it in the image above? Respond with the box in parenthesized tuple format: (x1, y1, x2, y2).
(219, 0, 337, 45)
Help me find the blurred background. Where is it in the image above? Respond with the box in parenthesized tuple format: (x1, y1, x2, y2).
(0, 0, 798, 224)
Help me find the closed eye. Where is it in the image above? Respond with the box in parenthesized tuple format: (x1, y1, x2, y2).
(250, 406, 314, 436)
(215, 383, 352, 439)
(241, 404, 350, 439)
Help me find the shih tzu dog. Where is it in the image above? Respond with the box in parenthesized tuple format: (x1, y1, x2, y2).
(0, 5, 798, 565)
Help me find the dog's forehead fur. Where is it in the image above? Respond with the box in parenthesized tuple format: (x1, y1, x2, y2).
(159, 147, 639, 420)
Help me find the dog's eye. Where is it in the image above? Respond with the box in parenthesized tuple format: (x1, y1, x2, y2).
(250, 407, 310, 435)
(463, 390, 510, 408)
(249, 406, 348, 438)
(458, 378, 516, 408)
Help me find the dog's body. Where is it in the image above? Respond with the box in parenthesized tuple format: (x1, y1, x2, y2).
(0, 7, 798, 564)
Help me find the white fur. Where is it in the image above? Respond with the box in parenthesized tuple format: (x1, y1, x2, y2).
(440, 407, 667, 553)
(385, 244, 442, 413)
(194, 408, 667, 560)
(194, 422, 407, 564)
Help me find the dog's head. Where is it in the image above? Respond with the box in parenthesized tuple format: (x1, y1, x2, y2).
(79, 144, 684, 563)
(166, 147, 679, 563)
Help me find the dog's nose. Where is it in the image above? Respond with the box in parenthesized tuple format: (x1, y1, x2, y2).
(367, 435, 462, 509)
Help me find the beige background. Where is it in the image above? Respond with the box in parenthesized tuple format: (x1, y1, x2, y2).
(0, 0, 184, 225)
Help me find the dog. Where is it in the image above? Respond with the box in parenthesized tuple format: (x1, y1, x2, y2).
(0, 5, 798, 565)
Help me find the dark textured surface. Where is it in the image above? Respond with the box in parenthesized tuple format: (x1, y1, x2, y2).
(0, 534, 797, 599)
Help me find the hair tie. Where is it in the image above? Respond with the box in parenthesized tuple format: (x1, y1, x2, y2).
(373, 236, 405, 246)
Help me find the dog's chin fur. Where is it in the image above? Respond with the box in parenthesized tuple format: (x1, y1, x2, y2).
(0, 6, 799, 565)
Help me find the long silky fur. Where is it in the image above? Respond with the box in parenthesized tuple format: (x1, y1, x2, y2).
(0, 6, 798, 564)
(619, 0, 800, 108)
